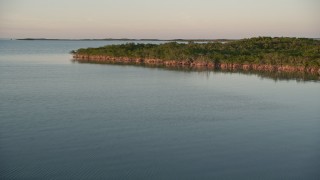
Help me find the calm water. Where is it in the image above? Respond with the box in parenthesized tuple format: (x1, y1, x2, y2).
(1, 40, 320, 179)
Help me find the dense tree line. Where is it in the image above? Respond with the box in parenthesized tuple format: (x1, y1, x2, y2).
(73, 37, 320, 67)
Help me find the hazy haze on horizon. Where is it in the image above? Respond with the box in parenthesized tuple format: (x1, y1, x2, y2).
(0, 0, 319, 39)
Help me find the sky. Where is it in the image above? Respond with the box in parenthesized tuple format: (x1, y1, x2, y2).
(0, 0, 319, 39)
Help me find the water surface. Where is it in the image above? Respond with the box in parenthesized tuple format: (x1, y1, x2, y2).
(1, 40, 320, 179)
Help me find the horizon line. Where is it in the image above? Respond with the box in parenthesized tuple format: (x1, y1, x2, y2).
(1, 36, 319, 41)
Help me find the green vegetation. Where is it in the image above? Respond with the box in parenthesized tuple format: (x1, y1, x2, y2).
(73, 37, 320, 67)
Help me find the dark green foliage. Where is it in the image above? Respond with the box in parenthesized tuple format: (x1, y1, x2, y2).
(73, 37, 320, 67)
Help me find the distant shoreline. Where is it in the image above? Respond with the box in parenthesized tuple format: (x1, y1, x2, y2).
(16, 38, 234, 42)
(14, 38, 320, 41)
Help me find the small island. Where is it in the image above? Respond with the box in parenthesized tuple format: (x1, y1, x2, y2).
(72, 37, 320, 75)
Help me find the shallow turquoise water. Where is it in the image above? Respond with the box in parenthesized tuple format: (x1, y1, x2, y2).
(0, 40, 320, 179)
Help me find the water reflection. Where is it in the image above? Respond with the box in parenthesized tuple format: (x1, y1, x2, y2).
(73, 60, 320, 82)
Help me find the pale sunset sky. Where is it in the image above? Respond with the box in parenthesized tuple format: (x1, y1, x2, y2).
(0, 0, 319, 39)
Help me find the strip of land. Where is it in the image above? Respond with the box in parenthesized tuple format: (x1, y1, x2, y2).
(72, 37, 320, 75)
(17, 38, 233, 42)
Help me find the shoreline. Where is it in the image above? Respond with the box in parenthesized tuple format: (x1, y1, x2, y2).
(73, 54, 320, 75)
(16, 38, 233, 42)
